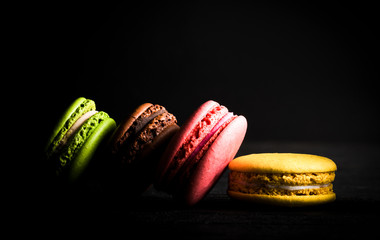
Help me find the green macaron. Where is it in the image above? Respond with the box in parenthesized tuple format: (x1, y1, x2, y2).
(46, 97, 116, 182)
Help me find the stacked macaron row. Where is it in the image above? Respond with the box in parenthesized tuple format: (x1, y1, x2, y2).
(45, 98, 247, 205)
(46, 97, 338, 206)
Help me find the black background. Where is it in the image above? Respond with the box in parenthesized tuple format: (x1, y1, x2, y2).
(12, 1, 380, 238)
(25, 1, 378, 145)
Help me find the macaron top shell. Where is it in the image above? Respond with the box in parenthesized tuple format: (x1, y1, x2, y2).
(229, 153, 337, 173)
(46, 97, 86, 150)
(46, 98, 96, 158)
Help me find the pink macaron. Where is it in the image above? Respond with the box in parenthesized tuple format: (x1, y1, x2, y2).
(155, 100, 247, 205)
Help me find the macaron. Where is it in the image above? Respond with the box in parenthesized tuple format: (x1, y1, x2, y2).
(45, 97, 116, 182)
(228, 153, 337, 206)
(155, 100, 247, 205)
(109, 103, 180, 194)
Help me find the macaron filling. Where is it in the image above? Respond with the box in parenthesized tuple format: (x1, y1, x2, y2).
(266, 183, 331, 191)
(57, 110, 98, 151)
(122, 111, 178, 164)
(129, 105, 167, 138)
(112, 104, 166, 156)
(229, 171, 335, 196)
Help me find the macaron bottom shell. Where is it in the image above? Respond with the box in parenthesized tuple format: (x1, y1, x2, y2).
(108, 124, 180, 198)
(68, 117, 116, 182)
(228, 191, 336, 207)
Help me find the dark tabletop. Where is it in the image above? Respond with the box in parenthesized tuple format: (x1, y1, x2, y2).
(20, 141, 379, 239)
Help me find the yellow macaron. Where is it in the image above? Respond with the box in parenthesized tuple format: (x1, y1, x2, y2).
(228, 153, 337, 207)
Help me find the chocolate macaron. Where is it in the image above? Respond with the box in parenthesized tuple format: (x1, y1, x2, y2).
(108, 103, 180, 195)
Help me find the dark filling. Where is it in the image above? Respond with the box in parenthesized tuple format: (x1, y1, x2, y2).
(118, 105, 168, 166)
(121, 105, 166, 144)
(126, 112, 177, 163)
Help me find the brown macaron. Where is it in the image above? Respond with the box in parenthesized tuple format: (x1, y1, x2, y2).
(108, 103, 180, 195)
